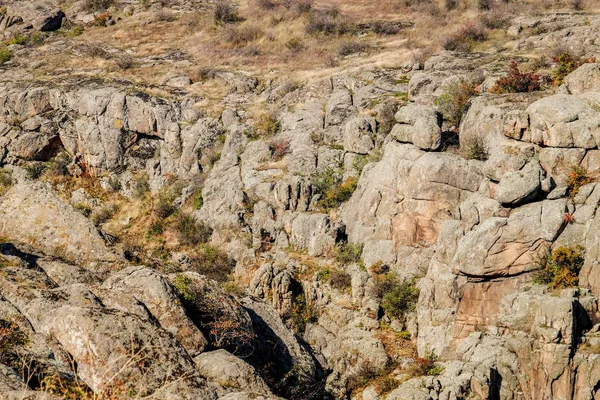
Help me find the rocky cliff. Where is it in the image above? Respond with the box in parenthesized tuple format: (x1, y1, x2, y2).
(1, 1, 600, 399)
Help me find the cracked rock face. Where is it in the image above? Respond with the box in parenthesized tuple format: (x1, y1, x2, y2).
(4, 6, 600, 400)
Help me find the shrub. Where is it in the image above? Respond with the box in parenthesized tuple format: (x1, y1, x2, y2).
(214, 0, 241, 24)
(369, 21, 402, 35)
(285, 37, 305, 52)
(347, 361, 380, 391)
(0, 320, 27, 369)
(82, 0, 117, 11)
(305, 8, 351, 35)
(131, 174, 150, 199)
(154, 196, 176, 219)
(74, 202, 93, 217)
(271, 139, 291, 161)
(373, 274, 419, 320)
(223, 25, 263, 46)
(256, 113, 280, 137)
(329, 270, 352, 290)
(193, 190, 204, 210)
(410, 350, 444, 376)
(188, 245, 235, 282)
(460, 136, 488, 161)
(434, 79, 479, 127)
(24, 163, 47, 180)
(321, 177, 357, 209)
(552, 53, 596, 86)
(287, 293, 318, 334)
(334, 242, 363, 265)
(567, 166, 593, 197)
(47, 151, 72, 177)
(534, 246, 585, 290)
(338, 41, 368, 56)
(442, 21, 487, 52)
(491, 61, 542, 93)
(256, 0, 277, 9)
(0, 168, 11, 193)
(91, 203, 118, 226)
(146, 219, 164, 237)
(175, 214, 212, 246)
(283, 0, 312, 13)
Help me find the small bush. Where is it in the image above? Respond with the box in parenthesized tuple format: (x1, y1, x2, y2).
(193, 190, 204, 210)
(131, 174, 150, 199)
(271, 139, 291, 161)
(338, 41, 368, 57)
(256, 0, 277, 9)
(82, 0, 117, 11)
(534, 246, 585, 290)
(91, 203, 118, 226)
(175, 214, 212, 246)
(567, 166, 593, 197)
(285, 37, 305, 52)
(0, 168, 12, 192)
(329, 270, 352, 290)
(24, 163, 47, 180)
(188, 245, 235, 282)
(154, 196, 176, 219)
(146, 219, 164, 237)
(347, 361, 380, 392)
(434, 79, 479, 127)
(442, 21, 487, 52)
(287, 293, 318, 335)
(214, 0, 241, 24)
(223, 25, 263, 46)
(461, 136, 488, 161)
(369, 21, 402, 35)
(74, 202, 93, 217)
(256, 113, 280, 137)
(373, 274, 419, 320)
(491, 61, 542, 93)
(410, 350, 444, 376)
(47, 152, 72, 177)
(283, 0, 312, 13)
(334, 242, 363, 265)
(552, 53, 596, 86)
(319, 176, 357, 209)
(305, 8, 351, 35)
(0, 319, 27, 368)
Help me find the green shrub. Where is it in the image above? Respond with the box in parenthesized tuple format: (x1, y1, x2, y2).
(490, 61, 542, 93)
(0, 319, 27, 368)
(0, 47, 12, 64)
(74, 202, 92, 217)
(188, 245, 235, 283)
(534, 245, 585, 290)
(334, 242, 363, 265)
(373, 274, 419, 320)
(434, 79, 479, 127)
(313, 167, 358, 210)
(47, 151, 72, 177)
(175, 214, 212, 246)
(154, 196, 176, 219)
(256, 113, 280, 137)
(552, 53, 596, 86)
(173, 274, 195, 301)
(460, 136, 487, 161)
(410, 350, 444, 377)
(567, 165, 593, 197)
(146, 219, 164, 237)
(193, 190, 204, 210)
(24, 163, 47, 180)
(287, 293, 318, 335)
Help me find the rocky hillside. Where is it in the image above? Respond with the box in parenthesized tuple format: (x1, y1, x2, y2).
(2, 0, 600, 399)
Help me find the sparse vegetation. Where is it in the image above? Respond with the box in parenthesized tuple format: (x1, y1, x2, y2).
(82, 0, 118, 11)
(338, 41, 368, 57)
(305, 8, 352, 35)
(567, 166, 593, 197)
(373, 274, 419, 320)
(312, 167, 358, 210)
(434, 79, 479, 127)
(333, 242, 363, 266)
(24, 163, 47, 180)
(214, 0, 241, 24)
(490, 61, 542, 93)
(410, 349, 444, 376)
(175, 213, 212, 246)
(552, 52, 596, 86)
(534, 245, 585, 290)
(460, 136, 488, 161)
(91, 203, 118, 226)
(442, 21, 487, 52)
(271, 139, 291, 161)
(287, 293, 318, 335)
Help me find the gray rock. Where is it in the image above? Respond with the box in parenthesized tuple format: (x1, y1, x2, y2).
(495, 159, 544, 205)
(391, 104, 442, 150)
(564, 63, 600, 95)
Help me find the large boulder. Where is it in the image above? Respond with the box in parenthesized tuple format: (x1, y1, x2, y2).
(390, 104, 442, 150)
(564, 63, 600, 95)
(0, 182, 122, 272)
(495, 159, 544, 205)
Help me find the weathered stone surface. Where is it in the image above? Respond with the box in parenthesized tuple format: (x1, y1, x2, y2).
(343, 117, 375, 154)
(494, 159, 543, 205)
(0, 182, 121, 272)
(391, 104, 442, 150)
(564, 63, 600, 95)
